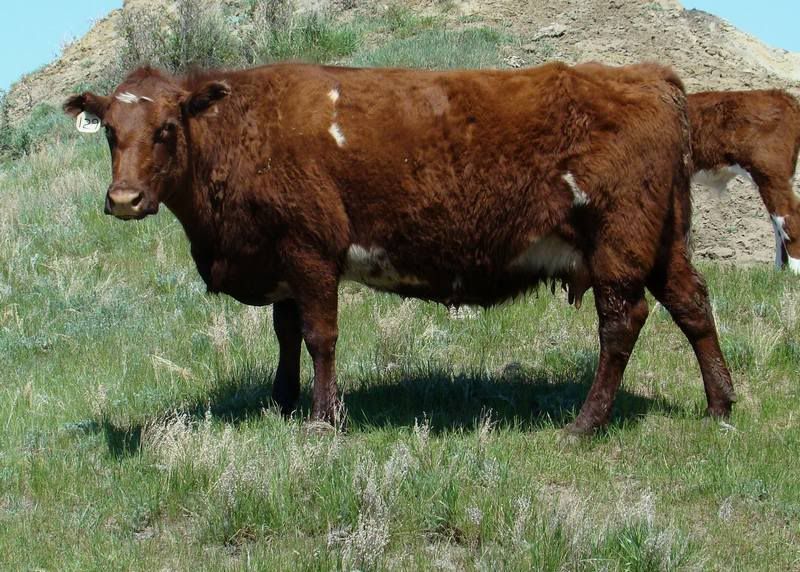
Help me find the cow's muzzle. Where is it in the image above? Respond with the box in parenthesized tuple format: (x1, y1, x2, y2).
(105, 186, 157, 219)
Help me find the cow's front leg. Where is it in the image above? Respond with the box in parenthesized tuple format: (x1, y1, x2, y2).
(272, 300, 302, 416)
(289, 262, 341, 425)
(566, 285, 649, 435)
(302, 295, 340, 424)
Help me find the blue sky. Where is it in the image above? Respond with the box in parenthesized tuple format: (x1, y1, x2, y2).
(1, 1, 122, 92)
(682, 0, 800, 52)
(0, 1, 797, 92)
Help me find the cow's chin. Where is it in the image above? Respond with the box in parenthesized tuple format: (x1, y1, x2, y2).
(110, 204, 159, 221)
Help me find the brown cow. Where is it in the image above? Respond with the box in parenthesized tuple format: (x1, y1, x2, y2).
(63, 62, 736, 434)
(689, 89, 800, 272)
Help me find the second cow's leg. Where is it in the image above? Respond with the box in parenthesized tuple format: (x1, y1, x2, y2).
(566, 284, 650, 435)
(753, 175, 800, 273)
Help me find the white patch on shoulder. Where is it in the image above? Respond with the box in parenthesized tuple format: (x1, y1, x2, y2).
(329, 122, 346, 147)
(563, 172, 589, 206)
(343, 245, 426, 289)
(692, 163, 752, 194)
(328, 88, 339, 104)
(508, 235, 585, 278)
(116, 91, 153, 104)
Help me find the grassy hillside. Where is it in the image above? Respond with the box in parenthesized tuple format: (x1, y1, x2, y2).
(2, 3, 800, 571)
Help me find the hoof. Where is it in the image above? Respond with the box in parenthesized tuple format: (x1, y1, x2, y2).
(303, 419, 337, 437)
(706, 403, 733, 419)
(562, 421, 599, 440)
(271, 398, 298, 418)
(700, 416, 738, 433)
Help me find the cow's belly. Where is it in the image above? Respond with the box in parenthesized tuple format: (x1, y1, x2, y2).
(213, 277, 292, 306)
(342, 236, 587, 305)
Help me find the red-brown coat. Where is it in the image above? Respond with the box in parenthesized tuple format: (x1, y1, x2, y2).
(64, 62, 735, 433)
(689, 89, 800, 271)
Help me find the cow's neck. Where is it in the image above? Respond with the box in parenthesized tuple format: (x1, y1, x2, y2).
(164, 174, 217, 253)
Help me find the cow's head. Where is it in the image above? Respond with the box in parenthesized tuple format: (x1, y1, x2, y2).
(63, 68, 230, 220)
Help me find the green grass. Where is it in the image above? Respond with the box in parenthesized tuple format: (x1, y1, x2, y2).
(382, 5, 441, 39)
(352, 27, 507, 70)
(251, 12, 363, 64)
(2, 6, 800, 570)
(2, 135, 800, 570)
(0, 102, 78, 158)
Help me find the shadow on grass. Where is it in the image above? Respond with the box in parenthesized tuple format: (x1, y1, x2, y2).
(341, 357, 685, 433)
(97, 351, 688, 458)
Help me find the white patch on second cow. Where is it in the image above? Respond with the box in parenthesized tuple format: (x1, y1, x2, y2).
(563, 172, 589, 206)
(771, 214, 789, 241)
(329, 123, 346, 147)
(692, 163, 752, 193)
(771, 214, 800, 274)
(508, 235, 586, 278)
(772, 214, 788, 269)
(116, 91, 154, 104)
(343, 245, 426, 289)
(328, 88, 339, 104)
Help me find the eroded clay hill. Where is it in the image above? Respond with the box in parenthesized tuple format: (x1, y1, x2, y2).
(7, 0, 800, 265)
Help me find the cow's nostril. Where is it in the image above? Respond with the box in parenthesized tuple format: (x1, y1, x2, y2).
(131, 192, 143, 208)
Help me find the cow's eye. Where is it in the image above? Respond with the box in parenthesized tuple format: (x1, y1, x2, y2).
(155, 121, 176, 143)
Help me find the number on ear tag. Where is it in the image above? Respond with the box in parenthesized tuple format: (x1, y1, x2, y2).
(76, 111, 102, 134)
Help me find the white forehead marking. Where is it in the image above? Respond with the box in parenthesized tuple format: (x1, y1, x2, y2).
(563, 172, 589, 206)
(116, 91, 154, 104)
(328, 88, 339, 104)
(329, 123, 346, 147)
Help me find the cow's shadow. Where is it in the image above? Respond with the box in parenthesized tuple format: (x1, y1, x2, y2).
(99, 353, 687, 457)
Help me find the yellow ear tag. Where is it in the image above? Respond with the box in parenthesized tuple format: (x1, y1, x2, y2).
(76, 111, 101, 134)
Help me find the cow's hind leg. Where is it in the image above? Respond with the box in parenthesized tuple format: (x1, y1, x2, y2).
(566, 284, 650, 435)
(647, 246, 736, 418)
(272, 300, 303, 416)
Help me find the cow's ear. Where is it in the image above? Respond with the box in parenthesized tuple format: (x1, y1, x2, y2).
(63, 92, 110, 119)
(186, 80, 231, 116)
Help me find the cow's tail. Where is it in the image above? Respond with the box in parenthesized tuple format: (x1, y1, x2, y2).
(787, 90, 800, 176)
(665, 71, 696, 253)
